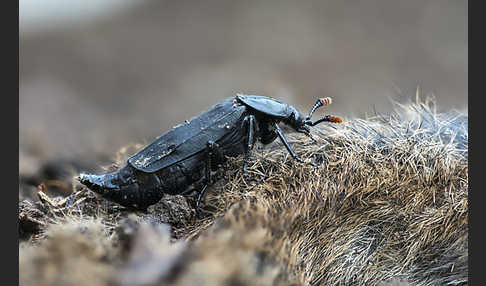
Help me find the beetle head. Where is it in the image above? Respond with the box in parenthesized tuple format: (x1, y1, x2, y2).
(285, 106, 308, 131)
(286, 98, 342, 131)
(285, 97, 342, 140)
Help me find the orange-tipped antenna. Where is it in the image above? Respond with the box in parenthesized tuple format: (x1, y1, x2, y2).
(307, 97, 333, 120)
(319, 97, 332, 106)
(328, 116, 342, 123)
(306, 115, 342, 126)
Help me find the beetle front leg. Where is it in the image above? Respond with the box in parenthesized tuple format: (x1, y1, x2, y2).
(297, 126, 318, 142)
(274, 123, 317, 167)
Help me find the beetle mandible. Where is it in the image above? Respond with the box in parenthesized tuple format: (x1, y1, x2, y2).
(78, 94, 342, 211)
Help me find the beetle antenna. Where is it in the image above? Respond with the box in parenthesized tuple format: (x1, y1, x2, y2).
(306, 115, 342, 126)
(306, 97, 332, 120)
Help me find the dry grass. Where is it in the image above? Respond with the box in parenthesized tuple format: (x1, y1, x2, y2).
(19, 96, 468, 286)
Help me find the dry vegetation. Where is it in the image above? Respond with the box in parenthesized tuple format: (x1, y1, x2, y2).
(19, 97, 468, 286)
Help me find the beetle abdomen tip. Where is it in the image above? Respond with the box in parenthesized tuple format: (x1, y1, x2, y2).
(78, 172, 107, 194)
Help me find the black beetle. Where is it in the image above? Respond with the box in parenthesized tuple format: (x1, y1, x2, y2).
(78, 94, 342, 211)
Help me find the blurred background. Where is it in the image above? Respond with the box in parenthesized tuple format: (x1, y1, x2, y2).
(19, 0, 467, 177)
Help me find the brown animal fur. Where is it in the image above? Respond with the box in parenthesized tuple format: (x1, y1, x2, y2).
(18, 97, 467, 286)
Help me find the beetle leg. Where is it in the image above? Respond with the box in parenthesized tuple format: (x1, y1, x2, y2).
(64, 192, 76, 208)
(196, 185, 208, 216)
(275, 123, 317, 167)
(242, 115, 257, 176)
(297, 127, 317, 142)
(196, 141, 219, 214)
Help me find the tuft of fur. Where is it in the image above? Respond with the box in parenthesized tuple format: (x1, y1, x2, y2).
(170, 210, 299, 286)
(19, 218, 117, 286)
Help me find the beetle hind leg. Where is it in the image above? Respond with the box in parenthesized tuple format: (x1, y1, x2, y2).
(195, 140, 221, 216)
